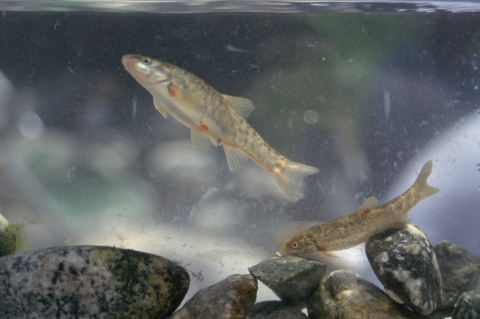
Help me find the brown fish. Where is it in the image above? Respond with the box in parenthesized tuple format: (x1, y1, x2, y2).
(122, 54, 319, 201)
(281, 160, 439, 256)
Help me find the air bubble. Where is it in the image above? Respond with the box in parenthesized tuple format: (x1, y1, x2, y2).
(17, 111, 44, 141)
(304, 110, 319, 124)
(477, 163, 480, 171)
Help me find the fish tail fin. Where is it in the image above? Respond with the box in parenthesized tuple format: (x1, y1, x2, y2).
(275, 160, 319, 202)
(413, 160, 439, 199)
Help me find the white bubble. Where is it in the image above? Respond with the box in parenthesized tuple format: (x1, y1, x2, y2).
(304, 110, 319, 124)
(17, 110, 44, 141)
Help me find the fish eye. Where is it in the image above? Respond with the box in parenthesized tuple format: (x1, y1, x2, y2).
(291, 242, 299, 249)
(142, 58, 151, 65)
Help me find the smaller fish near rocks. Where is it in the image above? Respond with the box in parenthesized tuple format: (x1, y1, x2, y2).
(281, 160, 439, 257)
(122, 54, 318, 202)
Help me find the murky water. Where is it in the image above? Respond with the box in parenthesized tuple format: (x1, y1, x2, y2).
(1, 1, 479, 303)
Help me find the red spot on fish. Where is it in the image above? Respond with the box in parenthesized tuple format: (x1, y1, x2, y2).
(168, 83, 178, 97)
(200, 123, 209, 132)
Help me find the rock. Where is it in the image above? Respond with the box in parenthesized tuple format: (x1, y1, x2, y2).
(0, 245, 189, 318)
(248, 256, 327, 305)
(308, 269, 422, 319)
(0, 212, 16, 257)
(452, 291, 480, 319)
(366, 224, 442, 315)
(170, 274, 257, 319)
(248, 301, 308, 318)
(434, 240, 480, 308)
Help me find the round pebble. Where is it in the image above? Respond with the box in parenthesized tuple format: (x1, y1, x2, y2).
(366, 224, 442, 315)
(435, 240, 480, 308)
(170, 274, 257, 319)
(248, 256, 327, 306)
(452, 290, 480, 319)
(0, 245, 189, 318)
(308, 269, 422, 319)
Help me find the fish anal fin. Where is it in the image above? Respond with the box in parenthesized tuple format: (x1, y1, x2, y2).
(191, 129, 213, 151)
(320, 250, 338, 258)
(357, 196, 380, 215)
(222, 95, 255, 119)
(390, 216, 411, 229)
(223, 144, 249, 172)
(153, 98, 168, 118)
(274, 159, 319, 202)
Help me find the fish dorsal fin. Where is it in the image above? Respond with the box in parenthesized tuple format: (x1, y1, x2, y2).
(223, 144, 249, 172)
(153, 98, 168, 118)
(358, 196, 379, 214)
(222, 95, 255, 119)
(190, 129, 213, 151)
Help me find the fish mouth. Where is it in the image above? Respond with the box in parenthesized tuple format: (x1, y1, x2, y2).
(122, 54, 139, 73)
(122, 54, 170, 84)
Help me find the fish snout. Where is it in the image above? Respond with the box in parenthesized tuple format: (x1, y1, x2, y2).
(122, 54, 138, 73)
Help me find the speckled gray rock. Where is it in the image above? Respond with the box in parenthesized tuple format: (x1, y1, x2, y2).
(0, 245, 189, 318)
(248, 301, 307, 319)
(308, 269, 422, 319)
(248, 256, 327, 305)
(452, 291, 480, 319)
(366, 224, 442, 315)
(0, 212, 16, 257)
(170, 274, 257, 319)
(435, 240, 480, 308)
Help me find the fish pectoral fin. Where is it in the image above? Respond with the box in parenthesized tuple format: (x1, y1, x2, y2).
(190, 130, 214, 151)
(222, 95, 255, 119)
(153, 98, 168, 118)
(223, 144, 249, 172)
(357, 196, 379, 214)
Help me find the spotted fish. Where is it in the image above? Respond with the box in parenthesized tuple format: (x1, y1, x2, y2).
(122, 54, 319, 201)
(281, 161, 439, 256)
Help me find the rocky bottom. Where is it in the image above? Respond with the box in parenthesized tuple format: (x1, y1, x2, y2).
(0, 223, 479, 318)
